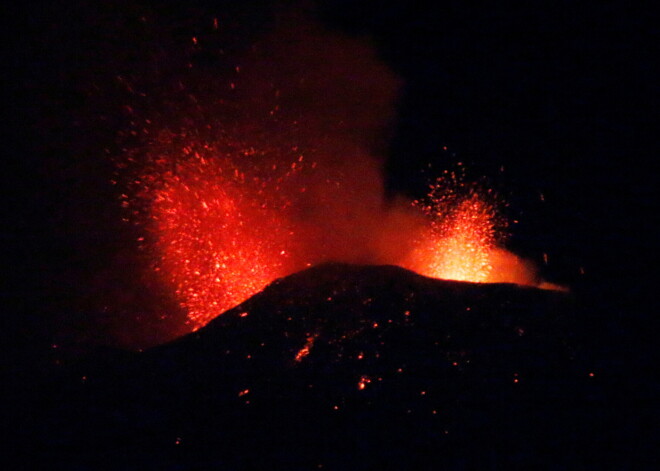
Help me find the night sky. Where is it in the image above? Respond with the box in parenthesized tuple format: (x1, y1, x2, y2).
(3, 0, 657, 463)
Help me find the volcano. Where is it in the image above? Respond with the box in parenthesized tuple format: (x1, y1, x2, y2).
(7, 1, 656, 468)
(22, 263, 628, 469)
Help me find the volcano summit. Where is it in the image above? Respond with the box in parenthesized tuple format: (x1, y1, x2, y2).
(24, 264, 623, 470)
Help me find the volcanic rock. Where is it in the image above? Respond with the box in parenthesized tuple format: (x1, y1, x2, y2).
(28, 264, 616, 469)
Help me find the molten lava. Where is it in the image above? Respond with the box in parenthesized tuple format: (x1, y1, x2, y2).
(113, 14, 554, 336)
(410, 194, 497, 282)
(404, 174, 503, 283)
(294, 334, 317, 362)
(123, 141, 546, 331)
(128, 134, 306, 329)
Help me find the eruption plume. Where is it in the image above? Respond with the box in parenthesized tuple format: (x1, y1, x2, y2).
(141, 137, 299, 327)
(405, 175, 501, 283)
(117, 11, 553, 333)
(402, 172, 544, 287)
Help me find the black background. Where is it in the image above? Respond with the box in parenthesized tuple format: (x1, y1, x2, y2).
(3, 0, 656, 406)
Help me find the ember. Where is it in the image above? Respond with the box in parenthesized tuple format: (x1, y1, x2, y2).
(295, 334, 317, 362)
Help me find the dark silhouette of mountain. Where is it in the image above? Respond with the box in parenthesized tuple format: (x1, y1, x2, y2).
(22, 264, 646, 469)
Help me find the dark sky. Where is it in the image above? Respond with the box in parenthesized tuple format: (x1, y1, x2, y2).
(324, 1, 654, 282)
(3, 0, 655, 352)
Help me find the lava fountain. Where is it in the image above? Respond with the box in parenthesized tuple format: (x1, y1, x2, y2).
(403, 170, 504, 283)
(114, 11, 554, 334)
(402, 170, 548, 287)
(408, 192, 498, 282)
(147, 148, 294, 327)
(123, 129, 317, 329)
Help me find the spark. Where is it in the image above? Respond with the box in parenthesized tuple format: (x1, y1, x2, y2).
(294, 334, 317, 362)
(357, 375, 372, 390)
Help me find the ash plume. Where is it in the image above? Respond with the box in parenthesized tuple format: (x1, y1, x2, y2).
(112, 6, 549, 341)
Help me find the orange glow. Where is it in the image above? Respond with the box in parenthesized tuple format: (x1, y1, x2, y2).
(127, 133, 306, 329)
(357, 375, 371, 390)
(403, 174, 557, 288)
(123, 145, 558, 332)
(409, 194, 497, 282)
(403, 174, 502, 283)
(107, 13, 568, 348)
(294, 334, 317, 362)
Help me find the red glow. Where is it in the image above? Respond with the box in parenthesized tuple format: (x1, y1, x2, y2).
(402, 172, 506, 283)
(295, 334, 317, 362)
(127, 134, 307, 329)
(407, 191, 498, 282)
(403, 173, 557, 288)
(148, 156, 291, 328)
(123, 145, 557, 331)
(113, 17, 563, 338)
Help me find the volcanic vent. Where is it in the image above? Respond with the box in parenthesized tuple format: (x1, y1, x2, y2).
(27, 264, 603, 470)
(111, 11, 550, 342)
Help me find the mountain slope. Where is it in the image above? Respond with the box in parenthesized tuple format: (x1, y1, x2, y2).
(29, 264, 623, 469)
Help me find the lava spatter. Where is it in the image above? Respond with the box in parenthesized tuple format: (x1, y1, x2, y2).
(404, 170, 506, 283)
(125, 132, 306, 329)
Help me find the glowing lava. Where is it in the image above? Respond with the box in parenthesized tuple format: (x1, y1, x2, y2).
(113, 15, 555, 335)
(124, 146, 545, 331)
(129, 134, 304, 329)
(294, 334, 317, 362)
(122, 139, 550, 332)
(413, 194, 496, 282)
(404, 173, 504, 283)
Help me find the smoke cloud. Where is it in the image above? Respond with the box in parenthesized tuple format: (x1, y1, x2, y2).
(115, 7, 550, 341)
